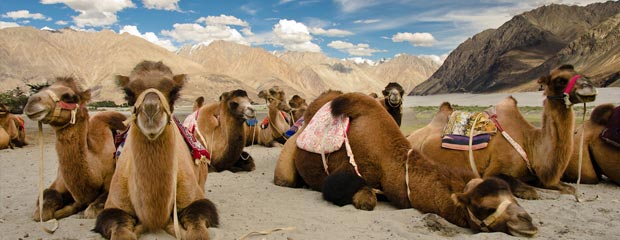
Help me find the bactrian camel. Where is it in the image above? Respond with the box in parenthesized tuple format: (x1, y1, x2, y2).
(563, 104, 620, 185)
(23, 77, 126, 221)
(244, 86, 292, 147)
(378, 82, 405, 126)
(407, 65, 598, 199)
(94, 61, 218, 239)
(274, 91, 537, 236)
(0, 104, 27, 149)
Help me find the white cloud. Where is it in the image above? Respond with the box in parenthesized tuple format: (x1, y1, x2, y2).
(2, 10, 51, 21)
(333, 0, 379, 13)
(55, 20, 68, 25)
(392, 32, 436, 47)
(142, 0, 180, 11)
(346, 57, 375, 65)
(196, 15, 249, 27)
(120, 25, 177, 51)
(354, 19, 380, 24)
(279, 0, 294, 4)
(327, 40, 386, 56)
(161, 23, 249, 46)
(309, 27, 354, 37)
(241, 4, 258, 15)
(272, 19, 321, 52)
(41, 0, 135, 27)
(0, 21, 19, 29)
(418, 54, 448, 64)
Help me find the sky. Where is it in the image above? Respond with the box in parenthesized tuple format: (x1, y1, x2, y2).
(0, 0, 610, 63)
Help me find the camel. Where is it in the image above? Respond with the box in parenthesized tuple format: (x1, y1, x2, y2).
(288, 94, 308, 123)
(563, 104, 620, 185)
(407, 65, 598, 199)
(23, 77, 126, 221)
(377, 82, 404, 126)
(192, 89, 256, 172)
(94, 61, 218, 239)
(274, 91, 537, 236)
(0, 104, 27, 148)
(244, 87, 292, 147)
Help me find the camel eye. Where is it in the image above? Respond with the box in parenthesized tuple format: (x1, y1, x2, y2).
(61, 93, 77, 103)
(229, 102, 239, 109)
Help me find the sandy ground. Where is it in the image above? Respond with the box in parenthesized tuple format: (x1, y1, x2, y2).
(1, 90, 620, 240)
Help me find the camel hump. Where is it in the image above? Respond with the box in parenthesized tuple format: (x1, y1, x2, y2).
(193, 96, 205, 112)
(93, 111, 128, 132)
(590, 104, 615, 125)
(439, 102, 453, 112)
(330, 93, 378, 118)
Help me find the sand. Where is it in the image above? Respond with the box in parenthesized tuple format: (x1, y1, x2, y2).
(1, 90, 620, 240)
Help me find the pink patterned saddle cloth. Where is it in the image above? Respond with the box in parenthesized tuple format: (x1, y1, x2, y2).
(183, 110, 199, 134)
(297, 101, 350, 154)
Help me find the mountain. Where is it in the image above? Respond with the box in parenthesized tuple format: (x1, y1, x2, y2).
(411, 1, 620, 95)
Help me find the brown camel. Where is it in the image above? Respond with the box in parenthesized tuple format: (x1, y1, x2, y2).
(275, 91, 537, 236)
(193, 89, 256, 172)
(244, 87, 292, 147)
(407, 65, 598, 199)
(288, 94, 308, 123)
(0, 104, 27, 148)
(377, 82, 404, 126)
(23, 77, 127, 221)
(563, 104, 620, 185)
(94, 61, 218, 239)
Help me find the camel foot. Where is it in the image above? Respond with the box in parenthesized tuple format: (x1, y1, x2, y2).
(551, 182, 576, 195)
(93, 208, 138, 240)
(322, 171, 375, 210)
(495, 175, 539, 200)
(175, 199, 219, 240)
(33, 189, 64, 221)
(84, 192, 108, 219)
(230, 151, 255, 172)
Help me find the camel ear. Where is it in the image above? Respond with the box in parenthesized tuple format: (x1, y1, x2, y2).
(220, 91, 230, 101)
(537, 75, 550, 85)
(116, 75, 130, 88)
(439, 102, 453, 112)
(80, 89, 92, 103)
(172, 74, 186, 88)
(451, 193, 469, 207)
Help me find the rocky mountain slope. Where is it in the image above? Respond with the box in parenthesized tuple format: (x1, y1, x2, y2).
(411, 1, 620, 95)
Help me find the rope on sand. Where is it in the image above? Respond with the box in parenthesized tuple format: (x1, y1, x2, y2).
(238, 227, 296, 240)
(38, 121, 59, 234)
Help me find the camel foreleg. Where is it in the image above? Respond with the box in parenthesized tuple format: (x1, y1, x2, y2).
(274, 133, 300, 187)
(495, 175, 540, 200)
(173, 198, 219, 240)
(322, 171, 377, 210)
(33, 188, 74, 221)
(93, 208, 138, 240)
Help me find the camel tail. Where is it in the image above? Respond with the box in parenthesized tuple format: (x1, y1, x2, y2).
(330, 93, 378, 118)
(193, 96, 205, 112)
(590, 103, 615, 125)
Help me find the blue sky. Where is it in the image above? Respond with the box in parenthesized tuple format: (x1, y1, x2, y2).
(0, 0, 608, 63)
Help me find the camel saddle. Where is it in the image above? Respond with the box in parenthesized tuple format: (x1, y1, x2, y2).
(297, 101, 349, 154)
(441, 110, 497, 151)
(116, 116, 211, 161)
(601, 106, 620, 148)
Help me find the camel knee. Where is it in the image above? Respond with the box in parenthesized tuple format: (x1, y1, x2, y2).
(322, 171, 375, 210)
(93, 208, 138, 240)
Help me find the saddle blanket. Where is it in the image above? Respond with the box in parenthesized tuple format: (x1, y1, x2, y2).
(259, 111, 289, 129)
(285, 116, 304, 138)
(182, 110, 199, 134)
(601, 106, 620, 148)
(297, 101, 349, 154)
(441, 111, 496, 151)
(116, 116, 211, 161)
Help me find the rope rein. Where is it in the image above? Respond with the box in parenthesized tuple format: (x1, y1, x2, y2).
(467, 113, 483, 178)
(37, 122, 59, 234)
(575, 102, 587, 202)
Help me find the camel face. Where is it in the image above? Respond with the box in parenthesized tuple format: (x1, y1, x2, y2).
(542, 65, 597, 104)
(289, 95, 307, 120)
(24, 78, 87, 125)
(454, 178, 537, 237)
(135, 91, 170, 140)
(382, 83, 404, 107)
(224, 89, 255, 120)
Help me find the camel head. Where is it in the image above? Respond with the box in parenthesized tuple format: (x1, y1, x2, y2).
(289, 95, 307, 121)
(538, 65, 597, 107)
(117, 61, 185, 141)
(222, 89, 255, 121)
(382, 82, 404, 107)
(451, 177, 538, 237)
(24, 77, 89, 127)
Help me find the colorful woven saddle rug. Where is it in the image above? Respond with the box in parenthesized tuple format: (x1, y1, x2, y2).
(601, 106, 620, 148)
(285, 116, 304, 138)
(182, 110, 199, 134)
(441, 110, 497, 151)
(116, 116, 210, 163)
(297, 101, 349, 154)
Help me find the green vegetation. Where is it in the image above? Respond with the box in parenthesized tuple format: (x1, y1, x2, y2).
(87, 101, 128, 110)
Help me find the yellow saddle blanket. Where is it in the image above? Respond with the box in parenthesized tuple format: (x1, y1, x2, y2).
(443, 110, 497, 137)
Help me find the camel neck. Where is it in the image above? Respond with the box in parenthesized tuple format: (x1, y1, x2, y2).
(212, 103, 245, 170)
(531, 99, 575, 184)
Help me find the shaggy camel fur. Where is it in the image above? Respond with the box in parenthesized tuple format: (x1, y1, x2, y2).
(407, 65, 598, 199)
(23, 77, 126, 221)
(276, 91, 537, 236)
(94, 61, 218, 239)
(377, 82, 405, 126)
(563, 104, 620, 185)
(194, 89, 256, 172)
(244, 87, 291, 147)
(0, 104, 27, 149)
